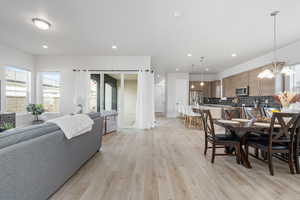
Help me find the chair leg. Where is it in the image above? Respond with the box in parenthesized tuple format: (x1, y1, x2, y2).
(211, 143, 216, 164)
(204, 137, 208, 156)
(268, 152, 274, 176)
(261, 150, 267, 160)
(288, 145, 295, 174)
(294, 137, 300, 174)
(235, 144, 241, 164)
(295, 154, 300, 174)
(245, 144, 249, 163)
(254, 148, 259, 159)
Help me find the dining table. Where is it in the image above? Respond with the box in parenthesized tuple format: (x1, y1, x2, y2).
(214, 118, 277, 168)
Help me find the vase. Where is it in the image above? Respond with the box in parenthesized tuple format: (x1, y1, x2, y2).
(281, 105, 290, 113)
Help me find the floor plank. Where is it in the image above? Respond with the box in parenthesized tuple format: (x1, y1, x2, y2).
(50, 118, 300, 200)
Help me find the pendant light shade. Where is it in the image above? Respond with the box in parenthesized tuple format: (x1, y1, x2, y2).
(257, 69, 275, 79)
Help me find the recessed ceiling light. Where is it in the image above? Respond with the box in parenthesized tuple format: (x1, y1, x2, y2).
(174, 11, 182, 17)
(176, 68, 179, 71)
(32, 18, 51, 30)
(42, 45, 48, 49)
(232, 53, 237, 57)
(112, 45, 117, 49)
(205, 68, 209, 71)
(187, 53, 192, 57)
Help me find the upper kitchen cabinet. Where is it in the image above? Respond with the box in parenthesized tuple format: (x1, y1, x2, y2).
(211, 80, 221, 98)
(222, 76, 235, 97)
(222, 64, 276, 97)
(189, 81, 212, 97)
(248, 65, 275, 96)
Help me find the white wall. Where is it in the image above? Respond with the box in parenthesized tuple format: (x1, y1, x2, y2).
(124, 80, 137, 127)
(218, 40, 300, 79)
(189, 73, 219, 81)
(166, 72, 189, 118)
(0, 43, 36, 127)
(35, 55, 151, 114)
(155, 79, 165, 113)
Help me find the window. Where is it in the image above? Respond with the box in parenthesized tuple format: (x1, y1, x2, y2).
(90, 79, 98, 112)
(105, 83, 113, 111)
(5, 67, 31, 113)
(41, 72, 60, 112)
(289, 64, 300, 93)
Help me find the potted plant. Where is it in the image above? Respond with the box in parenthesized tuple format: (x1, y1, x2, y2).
(0, 122, 14, 132)
(26, 104, 45, 122)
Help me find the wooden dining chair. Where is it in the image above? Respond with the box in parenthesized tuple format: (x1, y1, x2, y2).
(245, 112, 300, 176)
(263, 107, 280, 118)
(199, 109, 241, 164)
(223, 108, 241, 120)
(243, 107, 264, 120)
(293, 118, 300, 174)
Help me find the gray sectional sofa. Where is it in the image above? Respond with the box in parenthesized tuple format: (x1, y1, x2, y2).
(0, 113, 104, 200)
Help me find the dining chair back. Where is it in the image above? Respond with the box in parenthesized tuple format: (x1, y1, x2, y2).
(223, 108, 241, 120)
(200, 109, 216, 139)
(263, 107, 280, 118)
(269, 112, 299, 145)
(243, 107, 264, 119)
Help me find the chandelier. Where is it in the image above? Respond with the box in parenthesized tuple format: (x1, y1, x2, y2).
(257, 11, 294, 79)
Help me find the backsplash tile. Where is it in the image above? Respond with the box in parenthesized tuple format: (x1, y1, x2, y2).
(204, 96, 281, 108)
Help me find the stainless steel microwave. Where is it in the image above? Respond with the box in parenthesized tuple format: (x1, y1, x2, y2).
(236, 86, 249, 96)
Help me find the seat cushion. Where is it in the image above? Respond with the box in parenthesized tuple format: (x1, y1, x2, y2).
(248, 140, 288, 150)
(212, 134, 239, 143)
(247, 133, 268, 141)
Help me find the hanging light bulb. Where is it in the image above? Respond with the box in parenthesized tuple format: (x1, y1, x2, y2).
(191, 84, 195, 89)
(281, 66, 295, 76)
(199, 57, 205, 86)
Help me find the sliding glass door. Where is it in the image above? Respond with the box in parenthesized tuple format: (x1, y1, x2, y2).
(89, 72, 138, 128)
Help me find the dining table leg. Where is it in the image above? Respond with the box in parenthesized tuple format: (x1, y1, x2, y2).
(229, 129, 252, 168)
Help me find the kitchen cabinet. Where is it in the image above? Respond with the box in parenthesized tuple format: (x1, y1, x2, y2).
(189, 81, 211, 97)
(222, 63, 276, 97)
(211, 80, 221, 98)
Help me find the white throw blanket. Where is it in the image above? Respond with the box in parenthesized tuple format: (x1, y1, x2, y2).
(47, 114, 94, 139)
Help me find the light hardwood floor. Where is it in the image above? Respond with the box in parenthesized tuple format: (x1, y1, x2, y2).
(50, 118, 300, 200)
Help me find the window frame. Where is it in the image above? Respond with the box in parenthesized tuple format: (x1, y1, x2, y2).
(288, 63, 300, 93)
(4, 66, 32, 114)
(39, 71, 61, 113)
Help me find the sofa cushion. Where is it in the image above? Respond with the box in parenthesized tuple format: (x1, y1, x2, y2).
(0, 113, 101, 149)
(0, 123, 60, 149)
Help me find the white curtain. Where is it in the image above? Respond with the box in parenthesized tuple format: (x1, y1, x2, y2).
(73, 70, 91, 113)
(135, 69, 155, 129)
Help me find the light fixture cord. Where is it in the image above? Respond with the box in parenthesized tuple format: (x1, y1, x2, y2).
(273, 12, 278, 71)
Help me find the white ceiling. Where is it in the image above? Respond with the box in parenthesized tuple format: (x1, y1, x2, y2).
(0, 0, 300, 73)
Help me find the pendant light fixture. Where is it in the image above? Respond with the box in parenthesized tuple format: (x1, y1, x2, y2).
(191, 64, 195, 89)
(200, 57, 205, 86)
(258, 11, 294, 79)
